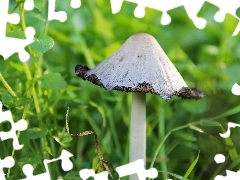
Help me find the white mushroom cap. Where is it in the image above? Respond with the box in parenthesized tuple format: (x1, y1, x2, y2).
(76, 33, 188, 100)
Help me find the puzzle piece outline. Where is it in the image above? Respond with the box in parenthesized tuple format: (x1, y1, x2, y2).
(214, 170, 240, 180)
(219, 122, 240, 138)
(0, 0, 83, 62)
(1, 0, 240, 179)
(79, 159, 158, 180)
(232, 83, 240, 96)
(24, 0, 82, 22)
(0, 102, 28, 150)
(0, 156, 15, 180)
(20, 149, 74, 180)
(110, 0, 240, 35)
(213, 123, 240, 179)
(0, 0, 36, 62)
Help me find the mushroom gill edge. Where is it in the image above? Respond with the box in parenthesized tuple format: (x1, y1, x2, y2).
(75, 65, 205, 101)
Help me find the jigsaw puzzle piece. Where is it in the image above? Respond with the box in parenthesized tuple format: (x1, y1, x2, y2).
(0, 101, 5, 113)
(110, 0, 186, 23)
(48, 0, 67, 22)
(70, 0, 81, 9)
(21, 149, 73, 180)
(43, 149, 74, 172)
(232, 83, 240, 95)
(214, 123, 240, 180)
(197, 0, 240, 35)
(196, 2, 225, 27)
(219, 122, 240, 138)
(110, 0, 124, 14)
(20, 164, 50, 180)
(110, 0, 207, 28)
(0, 102, 28, 150)
(161, 5, 194, 31)
(59, 149, 74, 171)
(0, 0, 20, 38)
(233, 23, 240, 36)
(24, 0, 82, 11)
(24, 0, 35, 11)
(214, 170, 240, 180)
(183, 0, 207, 29)
(222, 13, 239, 35)
(214, 154, 225, 164)
(79, 159, 158, 180)
(0, 0, 36, 62)
(130, 0, 186, 24)
(132, 0, 146, 18)
(109, 0, 240, 34)
(198, 2, 239, 36)
(116, 159, 158, 179)
(206, 0, 240, 22)
(150, 0, 188, 25)
(0, 156, 14, 180)
(79, 169, 109, 180)
(0, 119, 28, 150)
(0, 27, 35, 62)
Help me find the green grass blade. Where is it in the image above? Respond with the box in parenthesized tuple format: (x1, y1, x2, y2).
(183, 151, 200, 180)
(221, 126, 239, 162)
(89, 101, 107, 128)
(158, 171, 184, 180)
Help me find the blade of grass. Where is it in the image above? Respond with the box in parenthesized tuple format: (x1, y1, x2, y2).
(89, 101, 107, 128)
(0, 73, 16, 97)
(222, 128, 239, 162)
(183, 151, 200, 180)
(80, 109, 101, 135)
(157, 171, 184, 180)
(151, 104, 240, 169)
(201, 105, 240, 122)
(150, 123, 194, 169)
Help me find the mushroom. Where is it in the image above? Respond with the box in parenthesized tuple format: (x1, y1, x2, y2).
(75, 33, 203, 178)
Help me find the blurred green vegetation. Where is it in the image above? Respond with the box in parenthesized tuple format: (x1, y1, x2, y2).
(1, 0, 240, 179)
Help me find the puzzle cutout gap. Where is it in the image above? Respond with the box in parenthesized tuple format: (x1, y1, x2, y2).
(20, 149, 74, 180)
(0, 156, 14, 180)
(214, 153, 240, 180)
(24, 0, 81, 22)
(1, 0, 239, 62)
(0, 0, 81, 62)
(0, 100, 158, 179)
(219, 122, 240, 138)
(71, 0, 82, 9)
(2, 106, 240, 179)
(214, 154, 225, 164)
(110, 0, 240, 35)
(79, 159, 158, 180)
(213, 121, 240, 180)
(0, 102, 28, 150)
(0, 0, 35, 62)
(232, 83, 240, 96)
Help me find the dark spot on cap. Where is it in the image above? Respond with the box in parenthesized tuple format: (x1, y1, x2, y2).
(119, 56, 124, 62)
(175, 87, 205, 100)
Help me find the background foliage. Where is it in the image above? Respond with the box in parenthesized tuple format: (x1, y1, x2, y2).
(1, 0, 240, 179)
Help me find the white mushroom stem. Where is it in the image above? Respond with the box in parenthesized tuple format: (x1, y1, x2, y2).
(130, 92, 146, 179)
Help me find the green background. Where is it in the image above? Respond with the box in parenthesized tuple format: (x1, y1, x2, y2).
(1, 0, 240, 179)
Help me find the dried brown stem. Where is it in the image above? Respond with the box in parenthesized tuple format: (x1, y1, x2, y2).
(65, 107, 115, 178)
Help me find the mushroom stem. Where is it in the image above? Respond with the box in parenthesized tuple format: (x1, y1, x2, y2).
(130, 92, 146, 178)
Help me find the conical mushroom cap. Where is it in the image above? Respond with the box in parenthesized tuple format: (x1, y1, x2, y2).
(76, 33, 188, 100)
